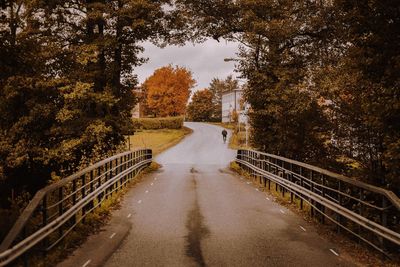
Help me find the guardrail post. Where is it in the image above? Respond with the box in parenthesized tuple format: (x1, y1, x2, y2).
(42, 195, 48, 259)
(299, 167, 303, 210)
(114, 158, 118, 193)
(72, 179, 77, 224)
(104, 162, 109, 199)
(81, 175, 86, 222)
(89, 170, 94, 212)
(337, 180, 342, 233)
(321, 175, 326, 224)
(124, 155, 128, 186)
(358, 189, 363, 243)
(380, 196, 388, 251)
(310, 171, 314, 218)
(58, 187, 63, 238)
(289, 163, 294, 203)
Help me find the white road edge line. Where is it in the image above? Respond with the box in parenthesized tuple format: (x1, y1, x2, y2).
(266, 197, 270, 200)
(138, 200, 142, 204)
(127, 213, 131, 218)
(280, 209, 285, 214)
(330, 249, 339, 256)
(110, 233, 116, 239)
(82, 259, 91, 267)
(255, 188, 259, 191)
(299, 226, 306, 232)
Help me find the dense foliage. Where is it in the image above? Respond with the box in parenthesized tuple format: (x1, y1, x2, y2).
(177, 0, 400, 193)
(186, 89, 214, 122)
(1, 0, 399, 203)
(132, 116, 184, 130)
(141, 65, 195, 117)
(0, 0, 175, 205)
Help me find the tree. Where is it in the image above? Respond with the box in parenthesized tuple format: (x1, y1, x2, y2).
(187, 89, 214, 122)
(143, 65, 195, 117)
(178, 0, 335, 164)
(179, 0, 400, 193)
(0, 0, 175, 206)
(316, 0, 400, 190)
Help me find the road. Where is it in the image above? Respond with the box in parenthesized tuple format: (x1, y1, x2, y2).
(59, 122, 353, 267)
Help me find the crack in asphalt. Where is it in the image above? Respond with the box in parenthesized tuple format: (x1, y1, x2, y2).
(185, 177, 209, 267)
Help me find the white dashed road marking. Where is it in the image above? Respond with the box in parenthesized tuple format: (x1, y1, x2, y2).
(82, 259, 91, 267)
(255, 188, 259, 191)
(145, 190, 149, 193)
(266, 197, 270, 200)
(127, 213, 131, 218)
(330, 249, 339, 256)
(110, 233, 116, 239)
(246, 182, 251, 185)
(299, 226, 306, 232)
(151, 183, 153, 186)
(138, 200, 142, 204)
(280, 209, 285, 214)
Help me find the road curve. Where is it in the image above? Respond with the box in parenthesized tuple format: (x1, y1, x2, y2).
(60, 122, 354, 267)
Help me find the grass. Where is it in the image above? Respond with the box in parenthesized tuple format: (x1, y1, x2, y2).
(127, 126, 193, 155)
(208, 122, 249, 150)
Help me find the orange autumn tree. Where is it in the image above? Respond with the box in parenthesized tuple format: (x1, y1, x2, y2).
(143, 65, 195, 117)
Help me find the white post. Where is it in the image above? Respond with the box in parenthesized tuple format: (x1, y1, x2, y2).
(245, 123, 249, 148)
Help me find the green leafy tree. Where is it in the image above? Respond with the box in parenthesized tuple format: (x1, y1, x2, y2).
(187, 89, 214, 122)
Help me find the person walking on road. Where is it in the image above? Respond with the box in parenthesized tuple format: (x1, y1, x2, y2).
(222, 129, 228, 143)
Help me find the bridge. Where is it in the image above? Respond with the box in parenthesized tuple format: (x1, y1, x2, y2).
(0, 123, 399, 266)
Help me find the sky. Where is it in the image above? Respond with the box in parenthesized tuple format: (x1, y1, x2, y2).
(134, 39, 240, 92)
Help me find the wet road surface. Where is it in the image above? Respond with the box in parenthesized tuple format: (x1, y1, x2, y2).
(59, 122, 354, 267)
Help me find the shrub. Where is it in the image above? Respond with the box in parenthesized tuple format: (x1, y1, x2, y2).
(132, 116, 184, 130)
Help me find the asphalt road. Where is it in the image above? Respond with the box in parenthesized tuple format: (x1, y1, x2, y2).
(59, 122, 354, 267)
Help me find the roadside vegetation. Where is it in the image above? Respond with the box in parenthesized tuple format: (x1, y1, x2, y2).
(127, 127, 193, 155)
(128, 116, 192, 155)
(211, 122, 248, 150)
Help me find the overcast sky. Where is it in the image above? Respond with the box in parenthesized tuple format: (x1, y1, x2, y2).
(134, 39, 240, 92)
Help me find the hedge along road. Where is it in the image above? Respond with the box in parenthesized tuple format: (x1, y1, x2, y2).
(61, 122, 355, 267)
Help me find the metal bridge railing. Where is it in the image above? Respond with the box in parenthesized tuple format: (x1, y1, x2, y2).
(0, 149, 152, 266)
(236, 149, 400, 256)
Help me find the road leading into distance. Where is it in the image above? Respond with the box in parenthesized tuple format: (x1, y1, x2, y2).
(60, 122, 354, 267)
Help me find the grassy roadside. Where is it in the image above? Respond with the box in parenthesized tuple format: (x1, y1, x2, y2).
(127, 126, 193, 155)
(229, 161, 400, 267)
